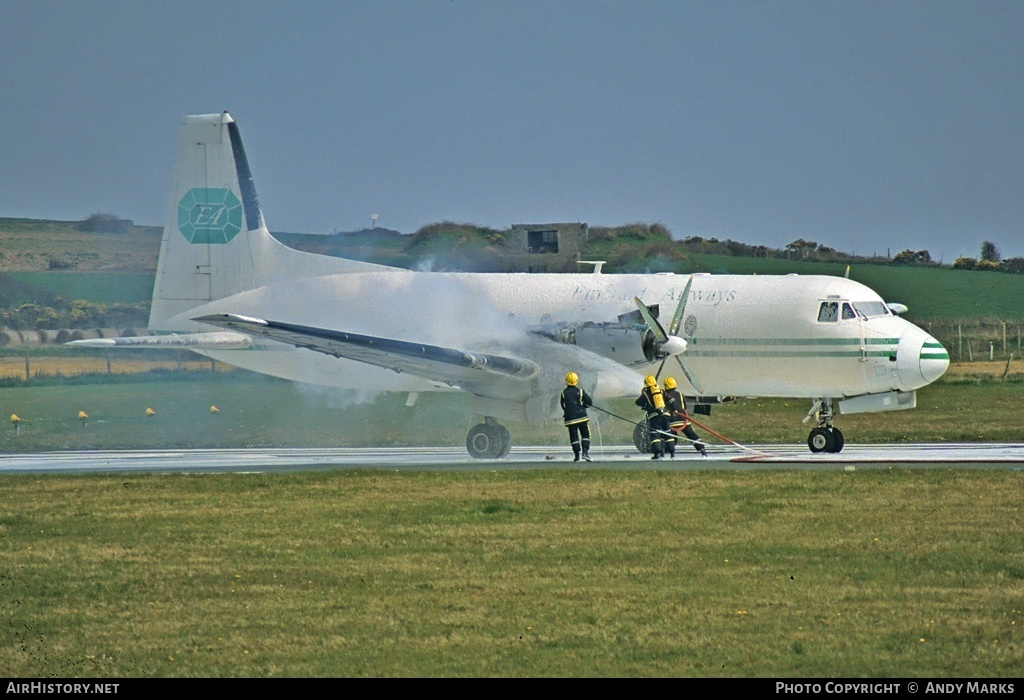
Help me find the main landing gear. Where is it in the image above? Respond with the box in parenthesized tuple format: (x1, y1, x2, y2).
(805, 398, 845, 454)
(466, 417, 512, 459)
(632, 420, 651, 454)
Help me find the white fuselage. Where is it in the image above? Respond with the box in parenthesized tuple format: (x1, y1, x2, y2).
(171, 270, 946, 402)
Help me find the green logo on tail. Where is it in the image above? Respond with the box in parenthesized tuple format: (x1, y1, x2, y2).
(177, 188, 243, 244)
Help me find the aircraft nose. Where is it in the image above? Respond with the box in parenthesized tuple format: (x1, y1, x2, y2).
(920, 336, 950, 383)
(895, 325, 950, 390)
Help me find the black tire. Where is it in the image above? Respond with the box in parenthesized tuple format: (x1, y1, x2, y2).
(467, 423, 501, 459)
(632, 420, 650, 453)
(828, 427, 845, 453)
(496, 424, 512, 458)
(807, 426, 835, 453)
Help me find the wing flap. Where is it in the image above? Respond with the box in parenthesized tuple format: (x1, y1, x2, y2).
(193, 313, 541, 386)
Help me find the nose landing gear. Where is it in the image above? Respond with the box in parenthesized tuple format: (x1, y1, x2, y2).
(805, 399, 845, 454)
(807, 425, 845, 453)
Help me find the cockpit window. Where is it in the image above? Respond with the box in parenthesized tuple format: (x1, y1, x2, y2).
(819, 300, 891, 322)
(817, 302, 838, 322)
(852, 301, 891, 318)
(820, 300, 889, 322)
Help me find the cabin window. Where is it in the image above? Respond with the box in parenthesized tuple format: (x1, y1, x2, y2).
(852, 301, 891, 318)
(842, 303, 857, 320)
(817, 302, 839, 322)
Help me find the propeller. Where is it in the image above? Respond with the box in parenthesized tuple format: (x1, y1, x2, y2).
(667, 275, 693, 337)
(633, 275, 704, 394)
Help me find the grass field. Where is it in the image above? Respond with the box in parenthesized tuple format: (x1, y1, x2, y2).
(0, 469, 1021, 677)
(6, 272, 156, 304)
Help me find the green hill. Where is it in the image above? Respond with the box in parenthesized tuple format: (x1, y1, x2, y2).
(685, 253, 1024, 323)
(0, 217, 160, 273)
(2, 217, 1022, 328)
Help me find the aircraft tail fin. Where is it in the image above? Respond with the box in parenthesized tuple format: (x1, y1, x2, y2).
(149, 111, 394, 332)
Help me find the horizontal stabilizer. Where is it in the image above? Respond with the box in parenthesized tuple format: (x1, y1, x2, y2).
(194, 314, 541, 385)
(65, 331, 253, 350)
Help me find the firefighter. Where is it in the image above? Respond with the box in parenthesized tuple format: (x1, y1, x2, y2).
(560, 371, 594, 462)
(662, 376, 708, 457)
(635, 374, 669, 459)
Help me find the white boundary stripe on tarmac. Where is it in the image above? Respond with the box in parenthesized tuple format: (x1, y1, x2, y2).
(729, 443, 1024, 463)
(0, 443, 1022, 474)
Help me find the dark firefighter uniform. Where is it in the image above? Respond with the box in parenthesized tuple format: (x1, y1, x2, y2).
(663, 376, 708, 457)
(635, 375, 669, 459)
(560, 372, 593, 462)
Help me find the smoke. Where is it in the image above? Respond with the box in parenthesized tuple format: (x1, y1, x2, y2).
(392, 274, 526, 348)
(199, 269, 656, 425)
(411, 256, 440, 272)
(293, 382, 388, 409)
(559, 344, 647, 400)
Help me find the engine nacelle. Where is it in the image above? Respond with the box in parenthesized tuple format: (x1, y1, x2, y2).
(574, 323, 653, 366)
(531, 313, 688, 368)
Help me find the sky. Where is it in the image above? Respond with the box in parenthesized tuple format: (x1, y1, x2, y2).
(3, 0, 1023, 264)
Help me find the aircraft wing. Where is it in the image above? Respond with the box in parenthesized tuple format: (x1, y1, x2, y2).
(193, 313, 541, 388)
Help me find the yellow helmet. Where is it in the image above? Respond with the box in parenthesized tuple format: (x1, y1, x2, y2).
(565, 371, 578, 386)
(644, 375, 657, 388)
(664, 376, 677, 390)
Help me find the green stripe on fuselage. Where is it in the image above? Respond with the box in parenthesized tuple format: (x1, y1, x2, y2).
(689, 337, 899, 347)
(689, 350, 896, 359)
(686, 337, 898, 359)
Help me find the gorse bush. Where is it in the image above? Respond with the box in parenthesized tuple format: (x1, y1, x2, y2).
(75, 212, 133, 234)
(0, 300, 148, 330)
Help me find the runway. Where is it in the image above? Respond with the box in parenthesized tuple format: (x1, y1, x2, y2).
(1, 443, 1022, 475)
